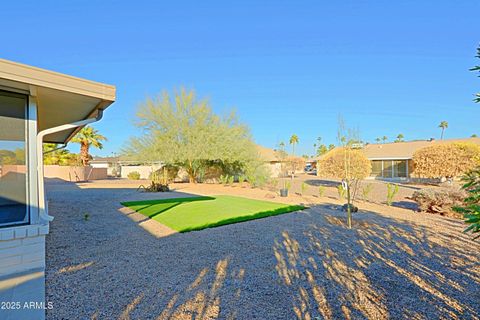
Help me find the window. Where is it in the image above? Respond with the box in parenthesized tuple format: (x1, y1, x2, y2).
(371, 160, 383, 177)
(394, 160, 407, 178)
(382, 160, 393, 178)
(0, 91, 28, 227)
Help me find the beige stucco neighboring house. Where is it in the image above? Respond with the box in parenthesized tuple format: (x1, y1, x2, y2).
(0, 58, 115, 320)
(256, 145, 305, 177)
(316, 137, 480, 180)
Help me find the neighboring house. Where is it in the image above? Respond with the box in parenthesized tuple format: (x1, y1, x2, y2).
(257, 145, 283, 177)
(256, 145, 304, 177)
(90, 156, 120, 177)
(0, 59, 115, 320)
(316, 137, 480, 180)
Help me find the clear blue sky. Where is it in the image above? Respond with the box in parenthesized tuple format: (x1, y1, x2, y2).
(1, 1, 479, 157)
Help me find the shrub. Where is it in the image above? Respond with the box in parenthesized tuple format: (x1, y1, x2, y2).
(386, 183, 399, 206)
(245, 162, 271, 188)
(150, 165, 179, 184)
(127, 171, 141, 180)
(362, 183, 373, 201)
(228, 175, 234, 186)
(219, 175, 229, 185)
(317, 148, 372, 181)
(301, 182, 308, 195)
(238, 175, 246, 186)
(270, 179, 279, 190)
(140, 181, 170, 192)
(337, 185, 346, 200)
(318, 186, 325, 197)
(318, 148, 371, 203)
(412, 187, 466, 218)
(412, 143, 480, 179)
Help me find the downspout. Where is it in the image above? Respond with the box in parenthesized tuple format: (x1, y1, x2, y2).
(36, 110, 103, 223)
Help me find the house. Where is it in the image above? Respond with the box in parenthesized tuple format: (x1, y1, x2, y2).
(316, 137, 480, 180)
(256, 145, 304, 177)
(0, 59, 115, 320)
(90, 156, 121, 177)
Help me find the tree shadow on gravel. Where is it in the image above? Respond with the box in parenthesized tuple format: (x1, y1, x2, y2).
(392, 200, 418, 211)
(272, 203, 480, 319)
(304, 179, 341, 187)
(45, 181, 479, 320)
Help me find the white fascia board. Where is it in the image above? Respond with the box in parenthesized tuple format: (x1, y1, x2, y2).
(0, 59, 115, 101)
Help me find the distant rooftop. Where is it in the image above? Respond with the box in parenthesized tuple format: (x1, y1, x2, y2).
(316, 137, 480, 160)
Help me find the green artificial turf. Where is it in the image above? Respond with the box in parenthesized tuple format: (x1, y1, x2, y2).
(121, 195, 305, 233)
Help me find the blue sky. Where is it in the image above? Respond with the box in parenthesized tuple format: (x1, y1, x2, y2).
(1, 1, 479, 157)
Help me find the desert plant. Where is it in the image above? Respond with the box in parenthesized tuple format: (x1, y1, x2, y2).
(362, 183, 374, 201)
(127, 171, 141, 180)
(138, 181, 170, 192)
(413, 187, 466, 218)
(245, 161, 271, 188)
(318, 186, 325, 197)
(281, 179, 291, 191)
(337, 184, 346, 200)
(271, 179, 279, 190)
(453, 168, 480, 239)
(238, 175, 246, 186)
(150, 165, 179, 184)
(219, 174, 229, 185)
(386, 183, 399, 206)
(248, 175, 256, 188)
(301, 182, 308, 195)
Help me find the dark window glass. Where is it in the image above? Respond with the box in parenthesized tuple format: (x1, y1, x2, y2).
(394, 160, 407, 178)
(0, 91, 28, 227)
(382, 160, 393, 178)
(371, 160, 383, 177)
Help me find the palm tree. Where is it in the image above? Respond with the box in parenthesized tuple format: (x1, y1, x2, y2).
(71, 126, 107, 166)
(395, 133, 404, 142)
(382, 136, 388, 144)
(375, 137, 381, 143)
(439, 121, 448, 140)
(289, 134, 299, 155)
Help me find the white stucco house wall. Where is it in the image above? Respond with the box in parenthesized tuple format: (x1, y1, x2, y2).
(0, 59, 115, 319)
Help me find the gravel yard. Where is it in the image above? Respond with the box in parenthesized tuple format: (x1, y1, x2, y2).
(45, 179, 480, 319)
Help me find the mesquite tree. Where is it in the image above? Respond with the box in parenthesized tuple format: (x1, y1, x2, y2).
(122, 88, 259, 183)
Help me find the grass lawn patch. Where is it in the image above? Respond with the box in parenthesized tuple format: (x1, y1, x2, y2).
(121, 195, 305, 232)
